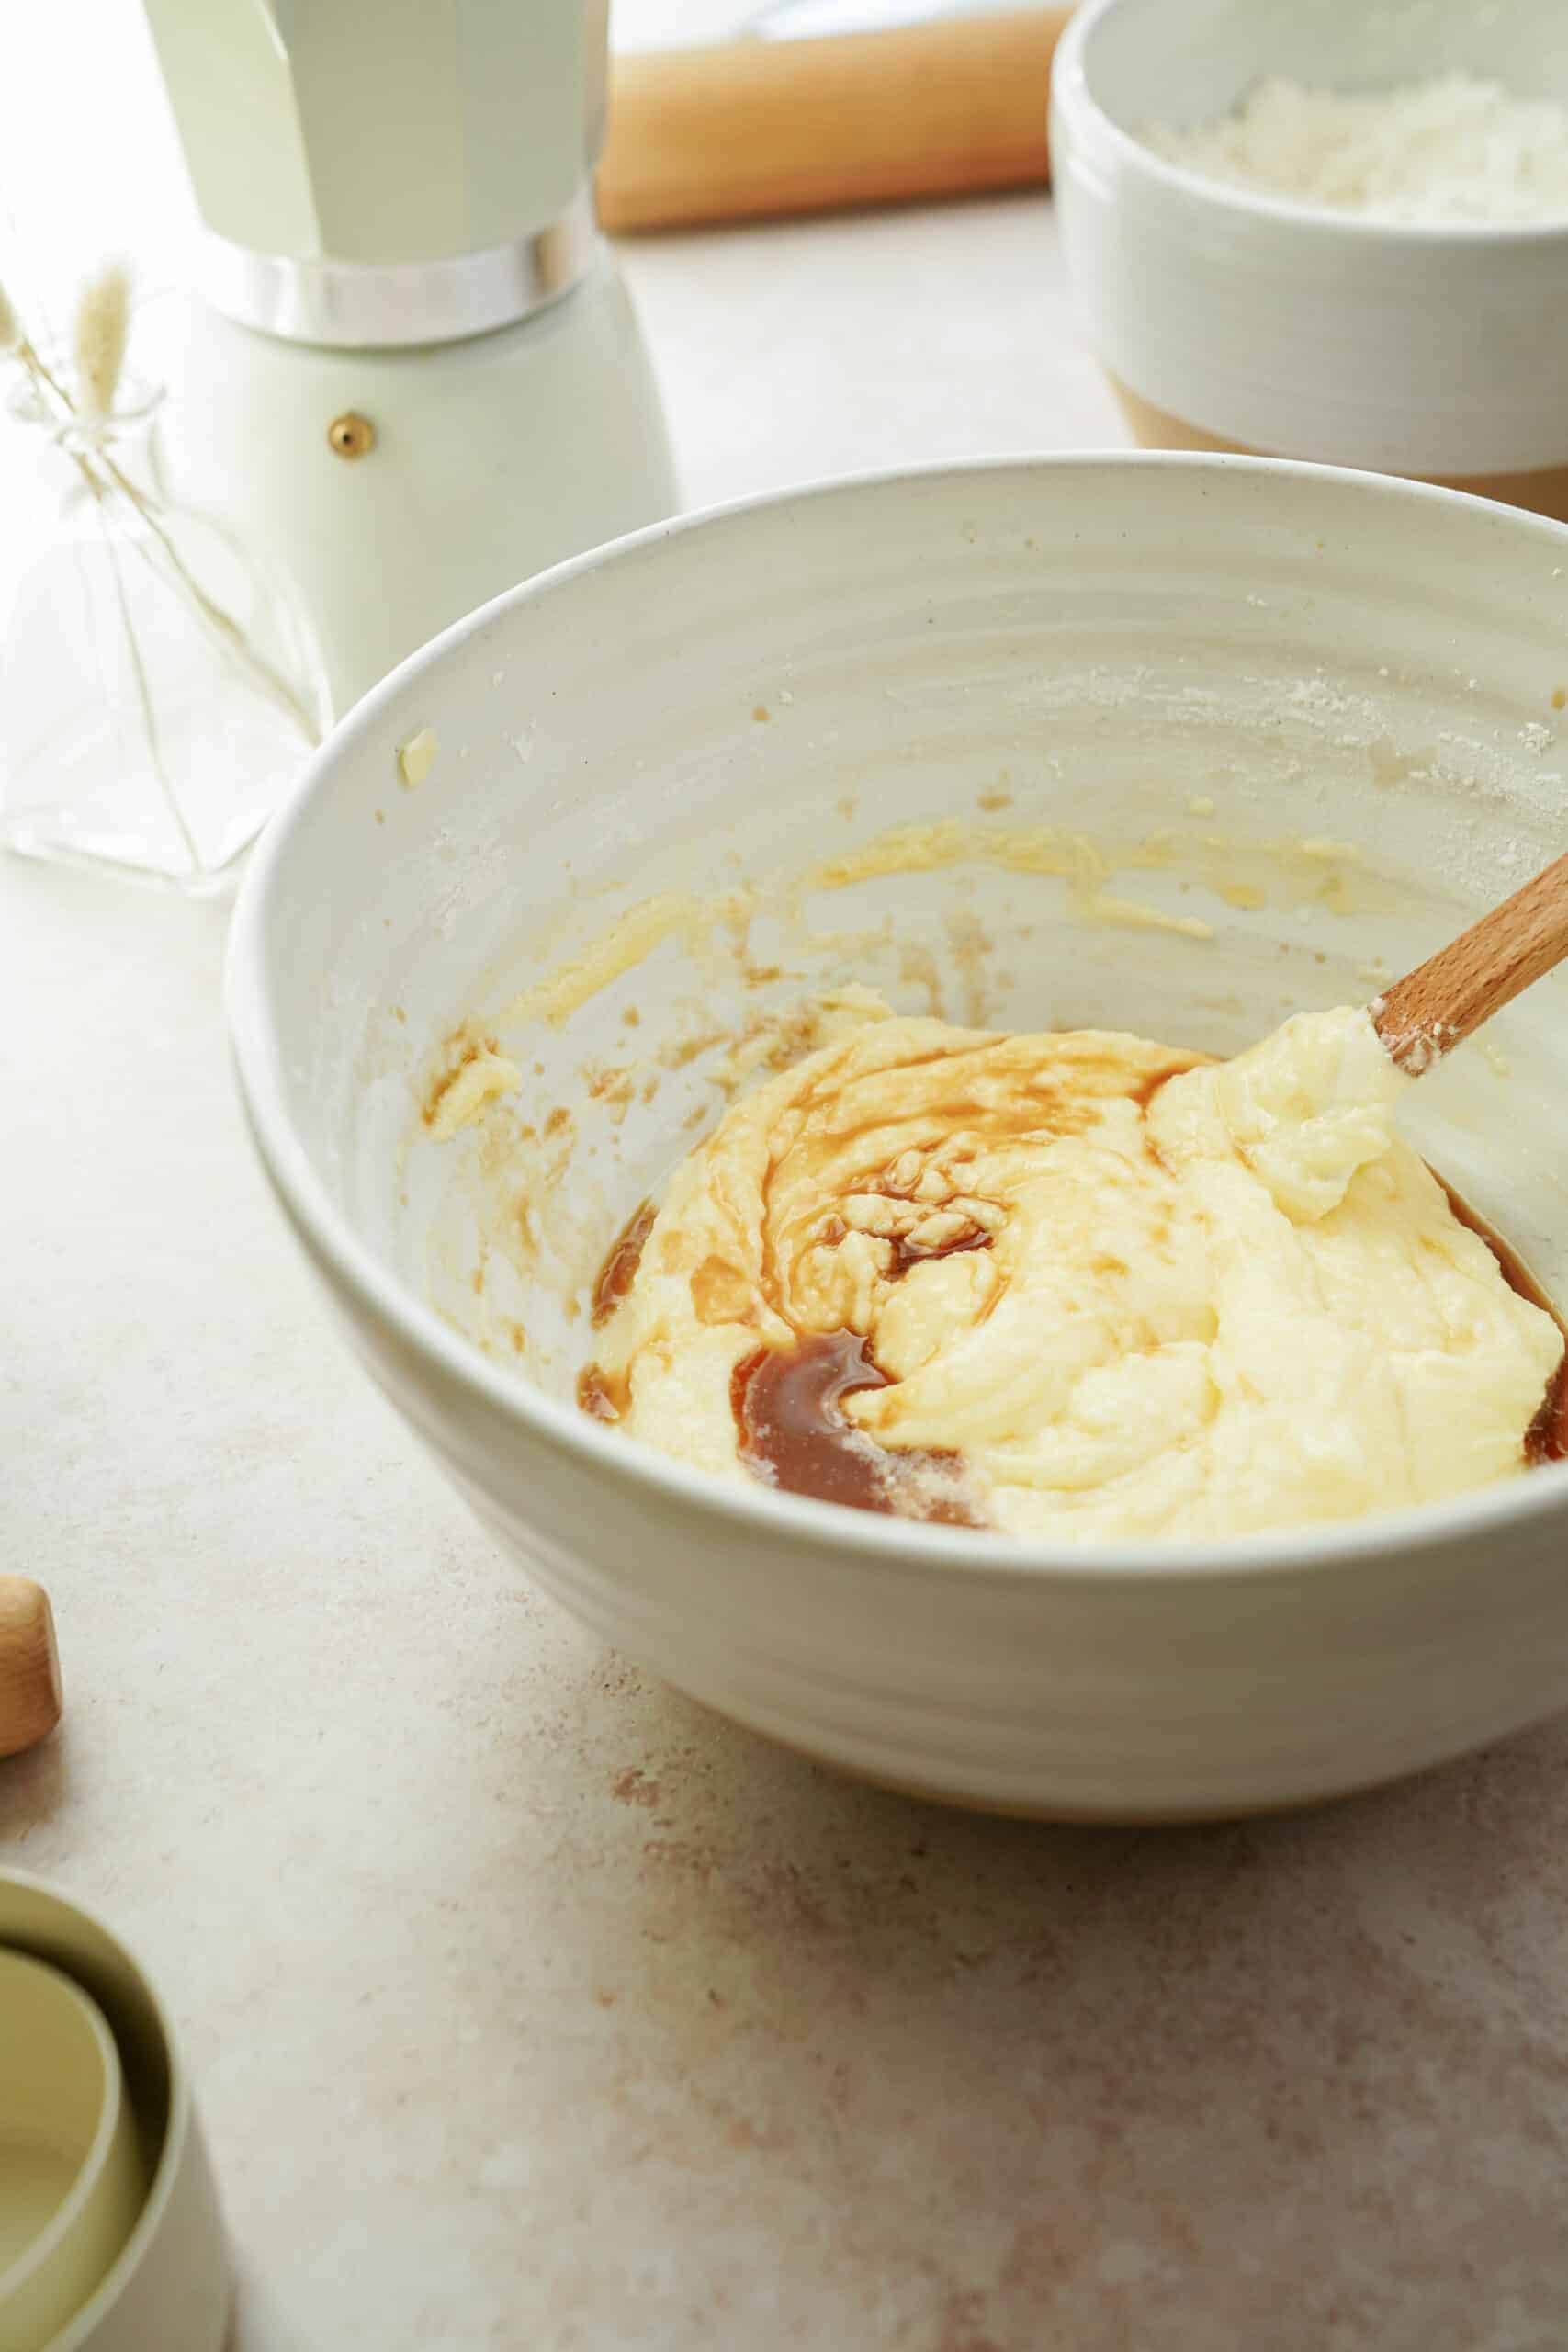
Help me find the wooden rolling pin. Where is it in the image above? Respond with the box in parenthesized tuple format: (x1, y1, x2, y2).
(0, 1578, 62, 1758)
(598, 7, 1073, 234)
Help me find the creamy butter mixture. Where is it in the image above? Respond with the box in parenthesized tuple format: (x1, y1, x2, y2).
(585, 1004, 1563, 1542)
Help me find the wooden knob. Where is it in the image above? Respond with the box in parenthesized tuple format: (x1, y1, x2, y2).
(0, 1578, 62, 1758)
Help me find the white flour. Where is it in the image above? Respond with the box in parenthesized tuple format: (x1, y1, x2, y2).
(1145, 72, 1568, 225)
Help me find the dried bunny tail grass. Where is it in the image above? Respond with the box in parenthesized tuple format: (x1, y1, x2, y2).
(0, 279, 19, 354)
(73, 260, 131, 418)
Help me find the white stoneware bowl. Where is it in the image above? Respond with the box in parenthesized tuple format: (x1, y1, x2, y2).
(0, 1953, 145, 2352)
(228, 456, 1568, 1821)
(0, 1874, 230, 2352)
(1052, 0, 1568, 517)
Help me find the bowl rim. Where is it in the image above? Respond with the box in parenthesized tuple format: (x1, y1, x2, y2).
(1052, 0, 1568, 251)
(227, 447, 1568, 1587)
(0, 1948, 130, 2312)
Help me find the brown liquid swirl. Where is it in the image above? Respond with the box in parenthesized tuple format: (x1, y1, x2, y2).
(730, 1331, 981, 1524)
(591, 1200, 656, 1329)
(1439, 1181, 1567, 1464)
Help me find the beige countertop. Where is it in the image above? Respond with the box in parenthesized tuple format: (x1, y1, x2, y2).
(5, 21, 1568, 2345)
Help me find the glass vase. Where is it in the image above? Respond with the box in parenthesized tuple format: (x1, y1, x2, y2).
(0, 376, 327, 894)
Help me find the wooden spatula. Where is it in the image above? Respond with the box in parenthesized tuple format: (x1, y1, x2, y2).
(1371, 849, 1568, 1074)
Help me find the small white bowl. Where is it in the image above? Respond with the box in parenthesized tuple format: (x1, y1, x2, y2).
(229, 453, 1568, 1821)
(0, 1877, 229, 2352)
(1051, 0, 1568, 517)
(0, 1954, 146, 2352)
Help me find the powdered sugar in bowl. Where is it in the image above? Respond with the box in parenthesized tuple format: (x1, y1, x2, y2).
(1052, 0, 1568, 519)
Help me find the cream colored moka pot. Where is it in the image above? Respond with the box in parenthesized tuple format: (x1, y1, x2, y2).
(145, 0, 678, 714)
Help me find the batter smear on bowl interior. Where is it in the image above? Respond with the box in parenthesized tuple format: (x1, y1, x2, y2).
(579, 1003, 1566, 1541)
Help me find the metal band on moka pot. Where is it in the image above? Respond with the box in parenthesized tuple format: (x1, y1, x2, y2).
(197, 192, 601, 349)
(144, 0, 608, 346)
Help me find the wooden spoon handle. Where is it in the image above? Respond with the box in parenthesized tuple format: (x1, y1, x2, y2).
(1372, 848, 1568, 1073)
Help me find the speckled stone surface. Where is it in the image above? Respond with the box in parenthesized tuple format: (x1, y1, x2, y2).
(6, 190, 1568, 2351)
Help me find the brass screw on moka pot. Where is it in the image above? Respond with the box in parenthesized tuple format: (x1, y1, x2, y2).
(327, 412, 376, 459)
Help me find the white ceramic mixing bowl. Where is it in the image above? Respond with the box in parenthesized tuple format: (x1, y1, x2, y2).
(229, 455, 1568, 1821)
